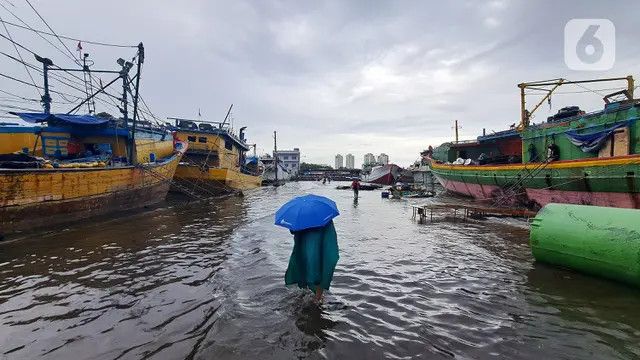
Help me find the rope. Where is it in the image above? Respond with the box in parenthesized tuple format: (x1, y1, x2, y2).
(179, 153, 240, 195)
(492, 159, 553, 207)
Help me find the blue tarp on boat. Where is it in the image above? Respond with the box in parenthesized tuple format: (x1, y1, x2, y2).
(245, 156, 259, 165)
(11, 112, 109, 125)
(565, 121, 630, 153)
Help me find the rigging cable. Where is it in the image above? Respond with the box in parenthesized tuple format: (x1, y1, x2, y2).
(21, 0, 132, 114)
(0, 18, 136, 48)
(0, 33, 127, 113)
(0, 2, 76, 63)
(2, 2, 153, 118)
(24, 0, 77, 61)
(0, 13, 40, 96)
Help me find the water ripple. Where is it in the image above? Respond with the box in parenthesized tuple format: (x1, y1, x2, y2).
(0, 183, 639, 359)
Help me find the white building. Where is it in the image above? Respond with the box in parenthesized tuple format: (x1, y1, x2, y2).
(345, 153, 355, 169)
(274, 148, 300, 175)
(377, 153, 389, 165)
(334, 154, 344, 169)
(363, 153, 376, 166)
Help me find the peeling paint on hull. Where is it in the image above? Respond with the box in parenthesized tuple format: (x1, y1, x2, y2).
(0, 153, 181, 235)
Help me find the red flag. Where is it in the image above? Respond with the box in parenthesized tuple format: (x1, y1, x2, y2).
(77, 41, 82, 51)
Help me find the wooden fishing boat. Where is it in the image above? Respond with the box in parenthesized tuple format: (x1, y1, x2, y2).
(0, 115, 186, 235)
(169, 109, 262, 194)
(0, 43, 187, 235)
(429, 76, 640, 209)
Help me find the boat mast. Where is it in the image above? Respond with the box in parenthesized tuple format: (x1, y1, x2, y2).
(131, 42, 145, 164)
(80, 53, 96, 114)
(220, 104, 233, 129)
(273, 130, 278, 184)
(34, 54, 53, 114)
(517, 75, 635, 130)
(117, 57, 134, 163)
(454, 120, 459, 143)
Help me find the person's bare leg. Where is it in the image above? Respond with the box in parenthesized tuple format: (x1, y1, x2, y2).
(314, 286, 324, 303)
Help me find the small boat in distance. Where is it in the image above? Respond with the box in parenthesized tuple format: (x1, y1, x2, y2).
(362, 164, 402, 185)
(260, 155, 292, 186)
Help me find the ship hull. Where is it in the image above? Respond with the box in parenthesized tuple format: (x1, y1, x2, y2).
(431, 155, 640, 209)
(0, 152, 183, 235)
(174, 164, 262, 193)
(363, 164, 401, 185)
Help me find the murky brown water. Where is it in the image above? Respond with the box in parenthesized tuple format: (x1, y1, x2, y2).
(1, 182, 639, 359)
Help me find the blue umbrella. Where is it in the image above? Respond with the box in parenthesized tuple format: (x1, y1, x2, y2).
(275, 194, 340, 231)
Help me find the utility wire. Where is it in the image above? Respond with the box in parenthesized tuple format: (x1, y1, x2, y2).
(0, 88, 38, 101)
(0, 50, 100, 105)
(0, 2, 75, 63)
(0, 33, 125, 113)
(24, 0, 77, 62)
(0, 18, 136, 48)
(21, 0, 125, 115)
(2, 1, 155, 120)
(0, 13, 40, 97)
(0, 71, 40, 87)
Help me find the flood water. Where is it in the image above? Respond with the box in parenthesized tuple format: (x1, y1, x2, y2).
(1, 182, 639, 359)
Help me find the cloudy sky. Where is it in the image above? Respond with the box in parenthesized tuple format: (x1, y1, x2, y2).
(1, 1, 639, 166)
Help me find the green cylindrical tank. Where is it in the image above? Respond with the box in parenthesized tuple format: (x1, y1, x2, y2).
(530, 203, 640, 287)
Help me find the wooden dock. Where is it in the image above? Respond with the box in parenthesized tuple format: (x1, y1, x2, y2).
(411, 203, 537, 222)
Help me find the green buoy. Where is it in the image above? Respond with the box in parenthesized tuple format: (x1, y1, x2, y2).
(530, 203, 640, 287)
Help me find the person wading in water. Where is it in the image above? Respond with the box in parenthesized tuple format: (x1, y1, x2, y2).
(275, 194, 340, 303)
(351, 178, 360, 199)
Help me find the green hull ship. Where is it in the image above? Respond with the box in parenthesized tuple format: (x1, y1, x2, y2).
(428, 76, 640, 209)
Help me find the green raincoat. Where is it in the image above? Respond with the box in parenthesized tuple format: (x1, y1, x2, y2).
(285, 221, 339, 290)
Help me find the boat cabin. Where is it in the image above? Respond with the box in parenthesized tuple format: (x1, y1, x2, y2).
(431, 128, 522, 165)
(172, 118, 252, 173)
(0, 112, 172, 168)
(522, 99, 640, 163)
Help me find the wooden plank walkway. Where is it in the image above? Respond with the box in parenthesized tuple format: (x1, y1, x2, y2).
(411, 203, 537, 222)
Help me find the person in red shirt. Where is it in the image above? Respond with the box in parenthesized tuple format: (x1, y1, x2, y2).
(351, 178, 360, 198)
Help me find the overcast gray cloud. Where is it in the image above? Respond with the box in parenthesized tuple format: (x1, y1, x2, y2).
(1, 0, 639, 166)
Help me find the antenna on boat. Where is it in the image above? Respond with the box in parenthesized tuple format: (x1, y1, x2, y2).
(220, 104, 233, 129)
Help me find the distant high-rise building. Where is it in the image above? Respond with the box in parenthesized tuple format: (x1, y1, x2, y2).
(345, 153, 355, 169)
(334, 154, 344, 169)
(377, 153, 389, 165)
(363, 153, 376, 166)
